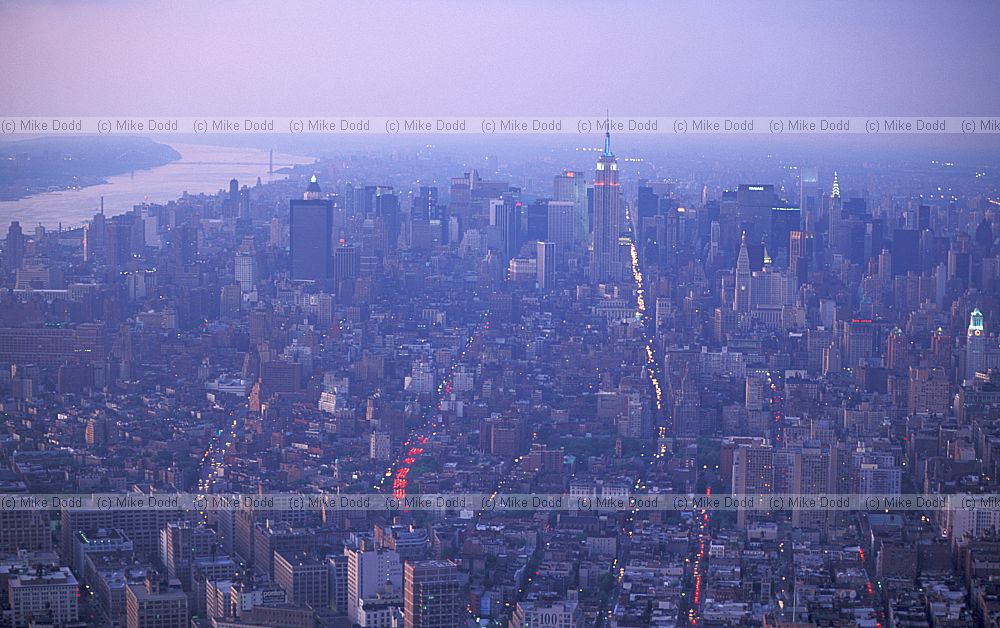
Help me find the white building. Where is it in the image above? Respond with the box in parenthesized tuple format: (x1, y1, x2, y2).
(8, 567, 79, 628)
(407, 360, 435, 395)
(943, 507, 1000, 543)
(234, 236, 257, 295)
(345, 545, 402, 625)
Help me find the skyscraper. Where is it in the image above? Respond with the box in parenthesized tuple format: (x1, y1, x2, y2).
(537, 241, 555, 289)
(346, 544, 402, 625)
(892, 228, 920, 276)
(792, 446, 834, 528)
(414, 186, 438, 222)
(553, 170, 588, 242)
(842, 318, 874, 368)
(525, 199, 548, 242)
(239, 184, 251, 219)
(590, 133, 624, 284)
(289, 176, 333, 281)
(489, 194, 521, 266)
(734, 232, 751, 313)
(732, 440, 773, 527)
(546, 200, 576, 262)
(736, 184, 777, 244)
(412, 186, 440, 248)
(967, 308, 986, 381)
(789, 230, 814, 283)
(799, 167, 820, 217)
(768, 205, 801, 264)
(828, 171, 845, 255)
(334, 244, 361, 283)
(83, 212, 105, 263)
(374, 186, 401, 254)
(234, 236, 257, 295)
(5, 221, 24, 270)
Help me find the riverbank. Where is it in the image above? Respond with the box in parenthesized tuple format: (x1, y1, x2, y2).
(0, 142, 314, 229)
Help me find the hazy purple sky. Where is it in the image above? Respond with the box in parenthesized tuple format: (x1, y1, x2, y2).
(1, 1, 998, 117)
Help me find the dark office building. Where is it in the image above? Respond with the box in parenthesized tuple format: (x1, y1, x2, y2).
(843, 197, 867, 219)
(172, 223, 198, 271)
(736, 184, 777, 244)
(789, 230, 815, 284)
(414, 186, 438, 222)
(637, 185, 659, 221)
(537, 240, 555, 289)
(525, 199, 549, 242)
(491, 195, 521, 265)
(769, 206, 801, 266)
(918, 204, 931, 231)
(105, 214, 143, 270)
(5, 221, 24, 270)
(374, 186, 401, 253)
(334, 244, 360, 282)
(892, 228, 920, 276)
(290, 176, 333, 281)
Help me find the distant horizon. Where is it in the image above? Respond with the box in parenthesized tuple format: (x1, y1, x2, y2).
(3, 131, 999, 163)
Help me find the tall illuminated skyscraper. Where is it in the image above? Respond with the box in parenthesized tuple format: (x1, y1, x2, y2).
(590, 133, 624, 284)
(828, 171, 843, 255)
(967, 308, 986, 381)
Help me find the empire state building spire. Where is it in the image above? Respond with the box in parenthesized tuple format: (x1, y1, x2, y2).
(603, 109, 613, 157)
(591, 130, 624, 284)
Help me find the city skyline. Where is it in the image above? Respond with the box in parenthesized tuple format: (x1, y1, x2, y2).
(1, 2, 1000, 627)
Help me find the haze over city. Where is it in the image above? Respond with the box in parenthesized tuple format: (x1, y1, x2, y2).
(0, 3, 999, 628)
(2, 1, 999, 117)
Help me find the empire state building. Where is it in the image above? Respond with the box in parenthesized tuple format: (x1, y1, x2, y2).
(591, 131, 625, 284)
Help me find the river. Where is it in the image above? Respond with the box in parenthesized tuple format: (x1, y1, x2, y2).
(0, 143, 314, 230)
